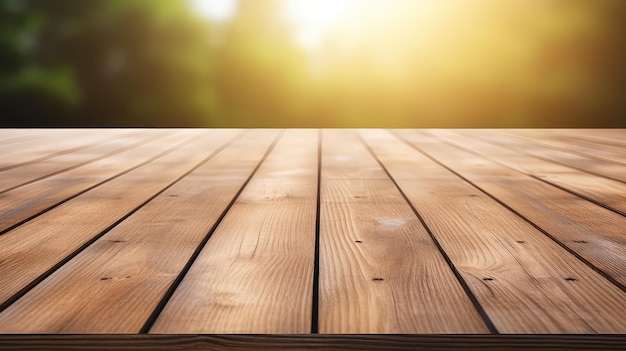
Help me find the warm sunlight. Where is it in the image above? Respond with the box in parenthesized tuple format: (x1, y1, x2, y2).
(281, 0, 449, 51)
(177, 0, 624, 128)
(283, 0, 362, 49)
(190, 0, 447, 50)
(8, 0, 620, 127)
(189, 0, 238, 22)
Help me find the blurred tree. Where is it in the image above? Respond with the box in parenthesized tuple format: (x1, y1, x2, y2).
(1, 0, 221, 126)
(0, 0, 624, 127)
(0, 0, 78, 125)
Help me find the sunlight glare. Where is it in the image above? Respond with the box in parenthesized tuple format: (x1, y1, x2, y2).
(190, 0, 238, 22)
(284, 0, 361, 49)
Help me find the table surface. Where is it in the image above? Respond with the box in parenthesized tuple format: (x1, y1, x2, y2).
(0, 129, 625, 349)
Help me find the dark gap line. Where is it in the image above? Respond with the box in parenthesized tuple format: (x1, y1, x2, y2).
(564, 135, 626, 150)
(473, 134, 626, 185)
(564, 136, 626, 156)
(0, 133, 168, 195)
(311, 129, 322, 334)
(394, 131, 626, 295)
(0, 132, 134, 173)
(0, 131, 249, 314)
(427, 132, 626, 219)
(140, 130, 284, 334)
(0, 133, 205, 237)
(359, 130, 499, 335)
(529, 175, 626, 218)
(498, 132, 626, 168)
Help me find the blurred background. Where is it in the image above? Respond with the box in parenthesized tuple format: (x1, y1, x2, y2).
(0, 0, 624, 127)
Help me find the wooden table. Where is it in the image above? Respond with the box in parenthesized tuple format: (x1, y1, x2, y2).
(0, 129, 625, 350)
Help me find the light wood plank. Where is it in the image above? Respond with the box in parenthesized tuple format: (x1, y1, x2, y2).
(361, 129, 626, 334)
(0, 132, 162, 193)
(0, 130, 241, 311)
(0, 131, 194, 233)
(503, 130, 626, 165)
(397, 129, 626, 289)
(566, 133, 626, 151)
(318, 130, 488, 334)
(0, 131, 44, 146)
(0, 130, 131, 170)
(1, 335, 626, 351)
(474, 131, 626, 183)
(568, 129, 626, 143)
(0, 130, 277, 334)
(427, 130, 626, 215)
(151, 130, 318, 334)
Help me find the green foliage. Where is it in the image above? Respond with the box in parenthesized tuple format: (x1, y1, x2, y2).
(1, 0, 220, 126)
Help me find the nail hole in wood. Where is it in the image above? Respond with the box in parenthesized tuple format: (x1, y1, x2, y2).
(100, 277, 112, 281)
(516, 240, 526, 244)
(565, 277, 577, 282)
(110, 240, 125, 243)
(355, 240, 363, 244)
(574, 240, 588, 244)
(373, 278, 384, 281)
(483, 277, 494, 281)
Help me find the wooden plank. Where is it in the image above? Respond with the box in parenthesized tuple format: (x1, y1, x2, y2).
(396, 129, 626, 290)
(503, 130, 626, 166)
(0, 130, 241, 312)
(361, 129, 626, 334)
(2, 335, 626, 351)
(0, 131, 45, 146)
(0, 131, 194, 233)
(564, 137, 626, 159)
(474, 131, 626, 183)
(564, 131, 626, 150)
(0, 130, 277, 334)
(568, 129, 626, 143)
(0, 130, 132, 170)
(150, 130, 317, 334)
(425, 130, 626, 215)
(318, 130, 488, 334)
(0, 132, 163, 193)
(522, 129, 626, 155)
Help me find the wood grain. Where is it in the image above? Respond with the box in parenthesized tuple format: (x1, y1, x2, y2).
(431, 129, 626, 214)
(0, 132, 161, 193)
(0, 131, 192, 233)
(562, 130, 626, 150)
(361, 129, 626, 334)
(502, 130, 626, 166)
(477, 133, 626, 209)
(396, 129, 626, 288)
(150, 130, 318, 334)
(1, 129, 626, 338)
(0, 130, 241, 312)
(318, 130, 488, 334)
(0, 130, 130, 170)
(2, 335, 626, 351)
(0, 130, 276, 334)
(0, 130, 49, 146)
(475, 131, 626, 183)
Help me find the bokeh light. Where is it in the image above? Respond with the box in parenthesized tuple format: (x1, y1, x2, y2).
(0, 0, 624, 127)
(190, 0, 237, 22)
